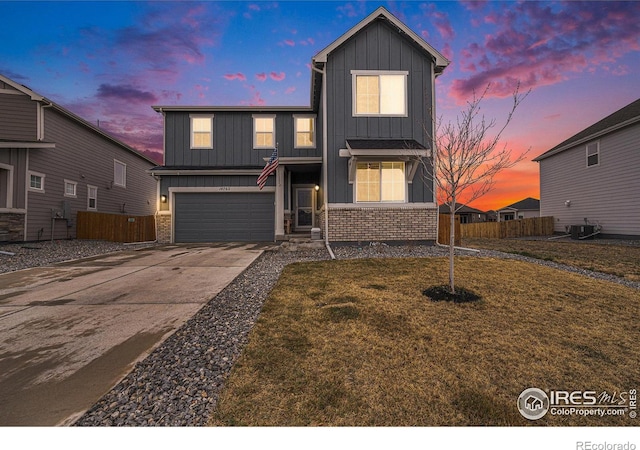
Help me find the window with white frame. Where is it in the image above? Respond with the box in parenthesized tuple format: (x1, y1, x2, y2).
(586, 141, 599, 167)
(352, 71, 407, 116)
(190, 115, 214, 149)
(28, 171, 45, 192)
(253, 115, 275, 148)
(114, 160, 127, 187)
(356, 162, 405, 202)
(87, 185, 97, 210)
(294, 115, 315, 148)
(64, 180, 77, 197)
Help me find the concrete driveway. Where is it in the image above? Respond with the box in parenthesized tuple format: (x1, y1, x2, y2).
(0, 243, 266, 426)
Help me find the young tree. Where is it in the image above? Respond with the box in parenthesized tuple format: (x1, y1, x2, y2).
(422, 84, 530, 295)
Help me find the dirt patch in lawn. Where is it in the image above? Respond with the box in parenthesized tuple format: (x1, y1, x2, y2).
(210, 257, 639, 426)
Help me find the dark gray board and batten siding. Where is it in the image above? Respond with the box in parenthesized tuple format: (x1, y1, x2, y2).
(163, 110, 322, 168)
(324, 19, 435, 204)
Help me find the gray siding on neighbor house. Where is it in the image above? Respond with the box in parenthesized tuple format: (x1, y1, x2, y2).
(539, 122, 640, 237)
(163, 110, 322, 167)
(0, 90, 38, 141)
(25, 107, 156, 240)
(0, 148, 28, 209)
(324, 19, 435, 203)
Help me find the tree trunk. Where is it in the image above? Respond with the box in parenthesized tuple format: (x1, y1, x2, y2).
(449, 200, 456, 294)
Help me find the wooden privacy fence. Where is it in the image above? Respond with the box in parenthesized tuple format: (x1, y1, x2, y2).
(438, 214, 461, 246)
(460, 216, 555, 239)
(77, 211, 156, 243)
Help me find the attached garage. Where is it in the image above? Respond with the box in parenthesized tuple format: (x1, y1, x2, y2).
(173, 192, 274, 242)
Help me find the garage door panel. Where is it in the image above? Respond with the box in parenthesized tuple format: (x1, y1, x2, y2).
(174, 192, 274, 242)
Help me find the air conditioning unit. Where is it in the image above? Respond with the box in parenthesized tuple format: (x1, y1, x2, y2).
(570, 225, 595, 240)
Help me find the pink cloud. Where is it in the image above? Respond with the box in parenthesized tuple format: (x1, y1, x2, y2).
(255, 73, 267, 82)
(239, 85, 265, 106)
(285, 86, 296, 95)
(450, 1, 640, 103)
(283, 39, 295, 47)
(270, 71, 286, 81)
(248, 4, 260, 12)
(224, 73, 247, 81)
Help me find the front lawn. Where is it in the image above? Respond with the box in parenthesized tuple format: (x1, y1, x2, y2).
(210, 257, 639, 426)
(463, 238, 640, 282)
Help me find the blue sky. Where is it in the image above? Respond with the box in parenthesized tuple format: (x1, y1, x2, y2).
(2, 0, 639, 210)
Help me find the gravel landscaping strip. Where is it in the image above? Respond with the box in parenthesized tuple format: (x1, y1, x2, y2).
(6, 239, 634, 426)
(0, 240, 155, 274)
(72, 241, 639, 427)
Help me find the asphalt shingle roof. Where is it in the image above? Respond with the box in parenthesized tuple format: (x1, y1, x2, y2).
(534, 98, 640, 161)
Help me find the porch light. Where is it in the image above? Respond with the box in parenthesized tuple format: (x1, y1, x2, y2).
(314, 185, 320, 192)
(161, 195, 168, 203)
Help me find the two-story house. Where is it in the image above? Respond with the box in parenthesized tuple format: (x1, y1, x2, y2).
(0, 74, 157, 242)
(533, 98, 640, 238)
(151, 7, 449, 243)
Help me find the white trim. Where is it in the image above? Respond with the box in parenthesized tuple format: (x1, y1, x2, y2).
(252, 114, 276, 149)
(329, 202, 437, 209)
(168, 186, 276, 194)
(0, 162, 14, 208)
(113, 159, 127, 187)
(351, 71, 408, 117)
(354, 161, 407, 203)
(339, 148, 429, 157)
(149, 169, 263, 176)
(278, 157, 322, 164)
(0, 88, 23, 96)
(0, 208, 26, 214)
(87, 185, 98, 211)
(189, 114, 214, 149)
(168, 187, 276, 244)
(63, 179, 78, 198)
(27, 170, 45, 193)
(293, 114, 316, 148)
(0, 74, 44, 101)
(586, 141, 600, 168)
(0, 141, 55, 149)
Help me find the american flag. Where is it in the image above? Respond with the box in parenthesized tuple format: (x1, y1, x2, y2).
(257, 147, 278, 190)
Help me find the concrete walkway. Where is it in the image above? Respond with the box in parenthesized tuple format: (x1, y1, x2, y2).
(0, 243, 265, 426)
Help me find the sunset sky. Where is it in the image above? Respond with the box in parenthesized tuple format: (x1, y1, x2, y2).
(1, 0, 639, 211)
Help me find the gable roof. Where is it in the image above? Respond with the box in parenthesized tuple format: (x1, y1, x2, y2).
(499, 197, 540, 211)
(312, 7, 450, 72)
(0, 73, 157, 165)
(533, 98, 640, 161)
(439, 203, 486, 215)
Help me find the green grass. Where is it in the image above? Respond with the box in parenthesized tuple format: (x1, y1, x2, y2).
(210, 257, 639, 426)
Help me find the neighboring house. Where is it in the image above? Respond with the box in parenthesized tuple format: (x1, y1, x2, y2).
(533, 98, 640, 238)
(496, 197, 540, 222)
(439, 203, 488, 224)
(151, 7, 449, 243)
(0, 74, 157, 242)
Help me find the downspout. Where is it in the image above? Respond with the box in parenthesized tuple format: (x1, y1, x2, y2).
(312, 63, 335, 260)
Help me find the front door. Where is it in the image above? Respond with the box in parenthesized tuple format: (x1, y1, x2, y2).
(294, 187, 314, 231)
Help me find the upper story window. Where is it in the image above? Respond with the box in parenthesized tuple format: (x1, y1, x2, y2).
(28, 171, 45, 193)
(254, 115, 275, 149)
(294, 115, 316, 148)
(586, 141, 599, 167)
(355, 161, 405, 202)
(190, 114, 214, 149)
(352, 71, 408, 116)
(114, 160, 127, 187)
